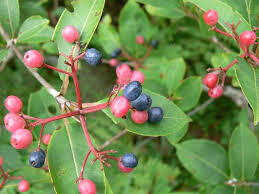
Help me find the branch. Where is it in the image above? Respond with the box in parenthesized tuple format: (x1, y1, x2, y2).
(99, 129, 127, 150)
(210, 36, 232, 52)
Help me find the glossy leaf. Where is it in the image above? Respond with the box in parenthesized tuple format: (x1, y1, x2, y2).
(0, 0, 20, 37)
(229, 124, 259, 180)
(52, 0, 105, 79)
(174, 76, 202, 111)
(235, 58, 259, 125)
(102, 89, 191, 136)
(176, 139, 229, 185)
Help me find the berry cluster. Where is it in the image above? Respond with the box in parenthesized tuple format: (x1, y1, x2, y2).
(202, 10, 259, 99)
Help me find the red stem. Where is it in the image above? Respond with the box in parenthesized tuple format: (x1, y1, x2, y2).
(75, 150, 91, 183)
(43, 64, 72, 75)
(37, 124, 45, 151)
(212, 28, 235, 38)
(249, 53, 259, 64)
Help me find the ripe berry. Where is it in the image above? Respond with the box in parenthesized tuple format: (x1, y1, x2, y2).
(121, 153, 138, 168)
(151, 39, 159, 48)
(5, 96, 23, 113)
(42, 134, 51, 145)
(204, 73, 218, 88)
(131, 110, 148, 124)
(29, 149, 46, 168)
(111, 96, 130, 118)
(124, 81, 142, 101)
(10, 129, 33, 149)
(0, 157, 3, 166)
(78, 179, 96, 194)
(131, 93, 152, 111)
(84, 48, 102, 66)
(18, 180, 30, 192)
(110, 48, 121, 58)
(118, 161, 134, 173)
(4, 113, 26, 133)
(136, 36, 145, 44)
(109, 58, 118, 67)
(62, 25, 79, 43)
(130, 70, 145, 84)
(208, 85, 223, 98)
(116, 64, 132, 82)
(148, 107, 163, 123)
(240, 31, 257, 46)
(203, 10, 218, 26)
(24, 50, 44, 68)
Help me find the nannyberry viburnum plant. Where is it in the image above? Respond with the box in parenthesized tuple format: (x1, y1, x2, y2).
(1, 0, 259, 193)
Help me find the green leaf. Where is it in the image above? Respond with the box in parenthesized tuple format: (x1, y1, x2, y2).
(212, 185, 250, 194)
(174, 76, 202, 111)
(119, 1, 154, 58)
(176, 139, 229, 185)
(43, 42, 59, 55)
(183, 0, 251, 33)
(17, 16, 50, 43)
(0, 0, 20, 37)
(0, 48, 9, 63)
(48, 119, 107, 194)
(52, 0, 105, 80)
(229, 124, 259, 180)
(25, 26, 54, 44)
(235, 58, 259, 125)
(167, 124, 189, 145)
(102, 89, 191, 136)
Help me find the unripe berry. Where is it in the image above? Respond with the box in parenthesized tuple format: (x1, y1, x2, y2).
(148, 107, 163, 123)
(5, 96, 23, 113)
(240, 31, 257, 46)
(42, 134, 51, 145)
(131, 110, 148, 124)
(121, 153, 138, 168)
(18, 180, 30, 192)
(109, 58, 118, 67)
(130, 70, 145, 84)
(203, 10, 218, 26)
(208, 85, 223, 98)
(0, 157, 3, 166)
(62, 25, 79, 43)
(111, 96, 130, 118)
(10, 129, 33, 149)
(78, 179, 96, 194)
(116, 64, 132, 81)
(118, 161, 134, 173)
(4, 113, 26, 133)
(136, 36, 145, 44)
(29, 149, 46, 168)
(204, 73, 218, 88)
(124, 81, 142, 101)
(24, 50, 44, 68)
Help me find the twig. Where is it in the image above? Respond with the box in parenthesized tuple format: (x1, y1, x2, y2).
(188, 98, 215, 116)
(99, 129, 127, 150)
(211, 36, 232, 52)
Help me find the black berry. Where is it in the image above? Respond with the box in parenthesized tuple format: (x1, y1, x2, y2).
(84, 48, 102, 66)
(148, 107, 163, 123)
(29, 149, 46, 168)
(121, 153, 138, 168)
(123, 81, 142, 101)
(151, 39, 159, 48)
(110, 48, 121, 58)
(131, 93, 152, 111)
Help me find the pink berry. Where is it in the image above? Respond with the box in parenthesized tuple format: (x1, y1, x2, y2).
(24, 50, 44, 68)
(131, 110, 148, 124)
(62, 25, 79, 43)
(78, 179, 96, 194)
(130, 70, 145, 84)
(208, 85, 223, 98)
(204, 73, 218, 88)
(5, 96, 23, 113)
(240, 31, 257, 46)
(111, 96, 130, 118)
(118, 161, 134, 173)
(136, 36, 145, 44)
(42, 134, 51, 145)
(109, 58, 118, 67)
(4, 113, 26, 133)
(203, 10, 218, 26)
(0, 157, 3, 166)
(116, 64, 132, 81)
(18, 180, 30, 192)
(10, 129, 33, 149)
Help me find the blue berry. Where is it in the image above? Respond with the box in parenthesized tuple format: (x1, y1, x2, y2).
(124, 81, 142, 101)
(84, 48, 102, 66)
(29, 149, 45, 168)
(110, 48, 121, 58)
(131, 93, 152, 111)
(148, 107, 163, 123)
(121, 153, 138, 168)
(151, 39, 159, 48)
